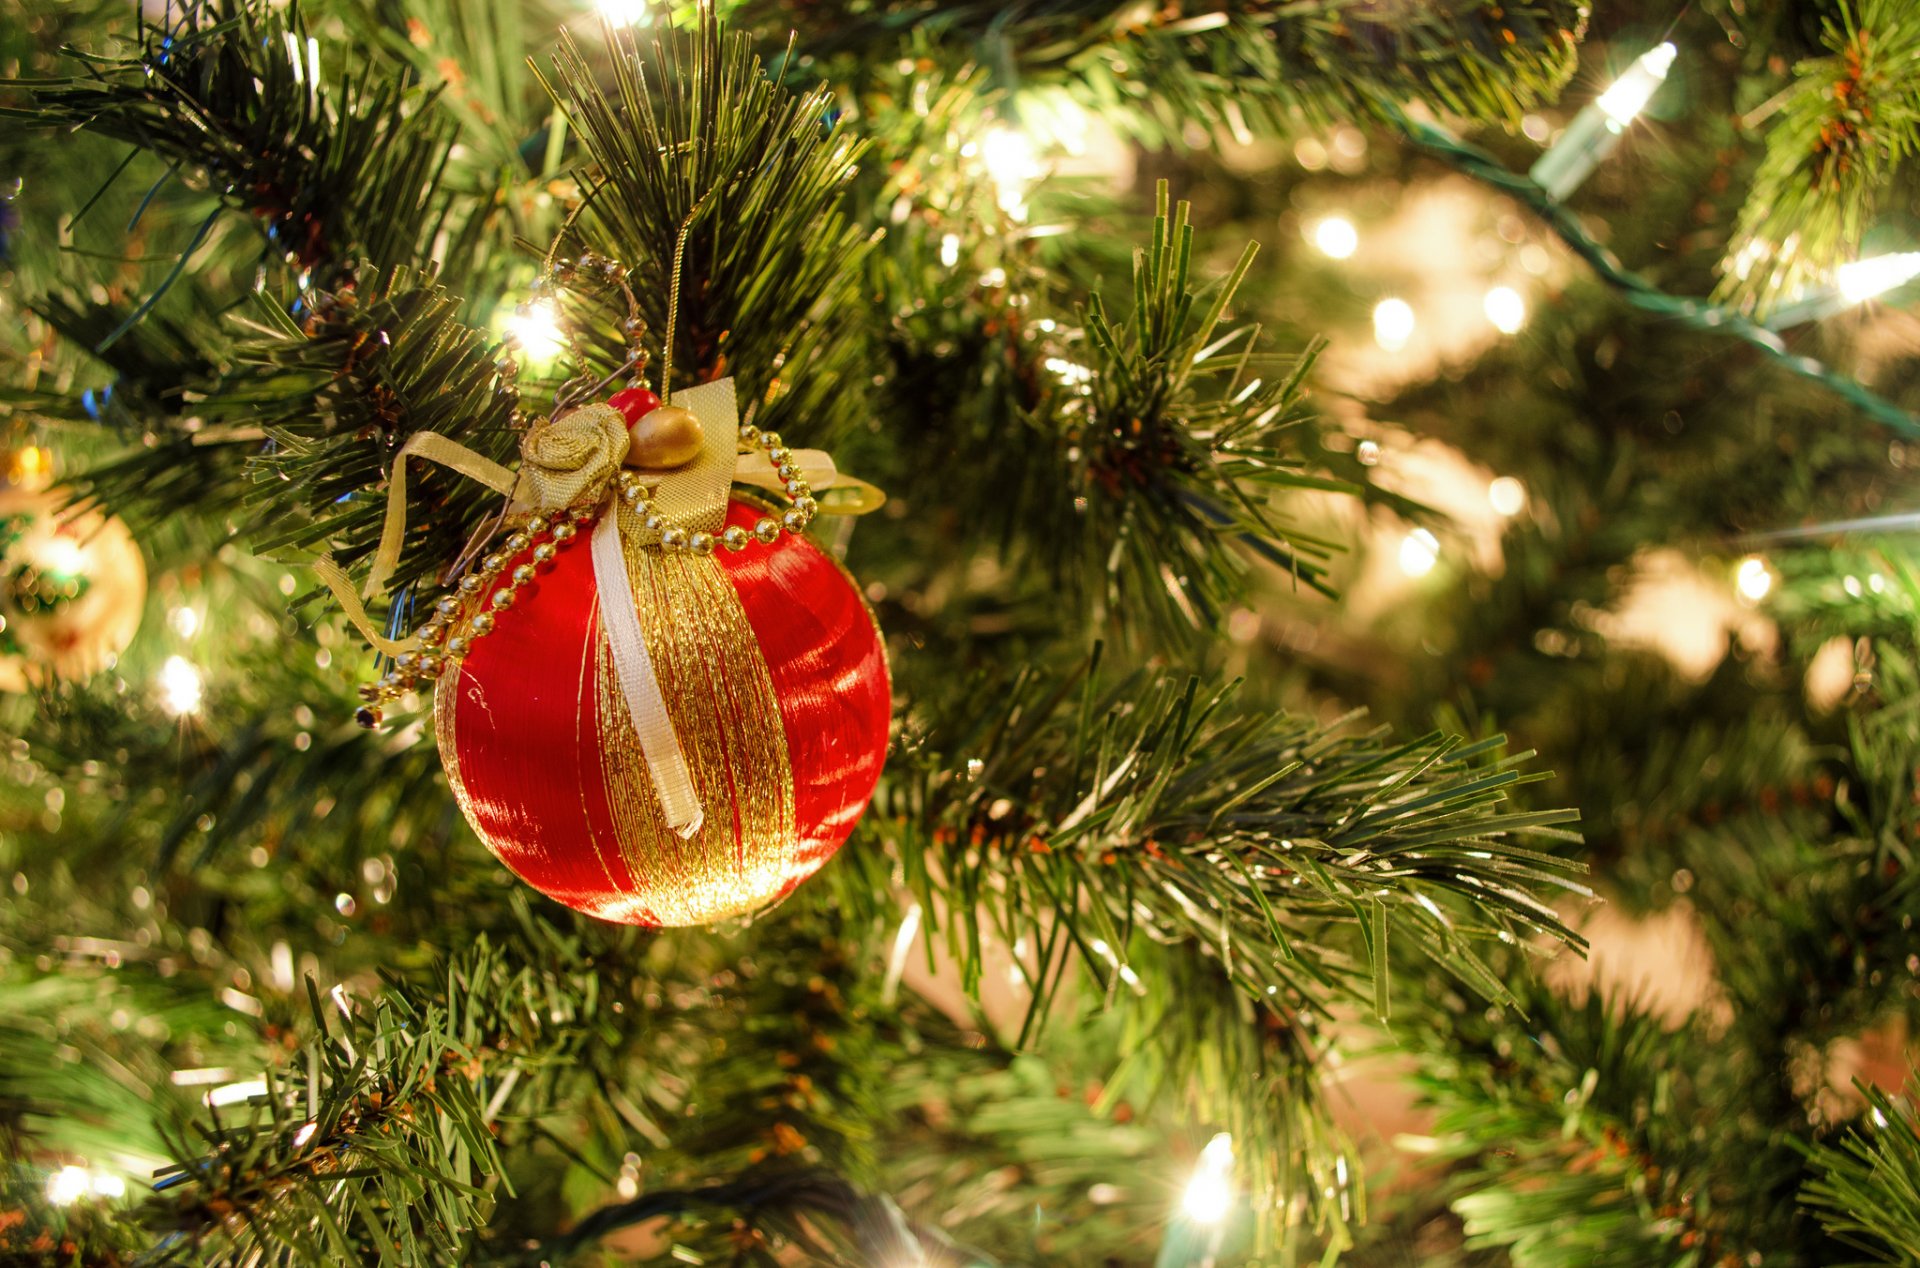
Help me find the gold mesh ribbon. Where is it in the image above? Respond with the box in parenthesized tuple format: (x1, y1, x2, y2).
(594, 510, 798, 922)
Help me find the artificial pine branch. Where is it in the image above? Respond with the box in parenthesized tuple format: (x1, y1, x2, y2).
(1717, 0, 1920, 314)
(1801, 1081, 1920, 1266)
(878, 654, 1585, 1032)
(735, 0, 1587, 133)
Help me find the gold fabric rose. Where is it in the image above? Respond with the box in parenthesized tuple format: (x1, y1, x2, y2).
(516, 403, 629, 511)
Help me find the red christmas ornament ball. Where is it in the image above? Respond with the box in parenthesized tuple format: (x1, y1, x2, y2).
(435, 499, 890, 927)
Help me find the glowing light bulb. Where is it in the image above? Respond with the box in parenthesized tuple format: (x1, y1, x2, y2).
(1736, 555, 1774, 603)
(159, 655, 204, 717)
(169, 606, 201, 639)
(1483, 285, 1527, 334)
(1182, 1133, 1235, 1224)
(1373, 298, 1415, 351)
(1398, 528, 1440, 577)
(206, 1077, 268, 1107)
(981, 125, 1042, 219)
(939, 233, 961, 268)
(1597, 42, 1677, 128)
(596, 0, 651, 27)
(504, 298, 567, 364)
(1835, 252, 1920, 305)
(39, 538, 87, 581)
(1488, 476, 1527, 517)
(90, 1173, 126, 1199)
(1311, 216, 1358, 260)
(46, 1166, 91, 1205)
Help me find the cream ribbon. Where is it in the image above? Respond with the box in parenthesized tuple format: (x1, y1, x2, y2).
(591, 506, 704, 837)
(318, 377, 884, 836)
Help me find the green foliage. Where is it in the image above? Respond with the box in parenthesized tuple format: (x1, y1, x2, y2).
(6, 0, 1920, 1263)
(1802, 1082, 1920, 1266)
(734, 0, 1588, 133)
(885, 654, 1584, 1030)
(1717, 0, 1920, 315)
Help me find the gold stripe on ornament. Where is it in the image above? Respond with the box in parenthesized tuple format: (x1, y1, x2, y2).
(595, 506, 795, 925)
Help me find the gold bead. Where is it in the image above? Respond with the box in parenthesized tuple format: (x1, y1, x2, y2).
(660, 526, 688, 550)
(471, 612, 495, 635)
(533, 542, 557, 564)
(511, 564, 535, 584)
(785, 478, 807, 496)
(621, 483, 644, 505)
(491, 588, 515, 610)
(552, 522, 577, 543)
(721, 525, 750, 552)
(394, 652, 417, 671)
(794, 496, 818, 517)
(760, 431, 784, 451)
(777, 463, 799, 480)
(436, 595, 459, 616)
(624, 404, 704, 469)
(416, 654, 443, 679)
(769, 448, 792, 466)
(783, 509, 807, 534)
(739, 423, 761, 447)
(644, 513, 667, 534)
(754, 516, 780, 544)
(505, 532, 530, 553)
(446, 635, 470, 657)
(526, 515, 550, 535)
(458, 575, 482, 595)
(688, 530, 715, 556)
(482, 552, 506, 573)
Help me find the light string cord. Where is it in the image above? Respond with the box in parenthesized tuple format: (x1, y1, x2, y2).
(1372, 98, 1920, 439)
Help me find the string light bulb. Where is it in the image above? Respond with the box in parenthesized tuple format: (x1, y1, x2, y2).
(1735, 555, 1774, 603)
(595, 0, 651, 27)
(159, 655, 204, 717)
(1399, 528, 1441, 577)
(1596, 43, 1679, 128)
(980, 125, 1042, 219)
(1181, 1133, 1236, 1224)
(504, 298, 567, 365)
(1529, 42, 1677, 201)
(46, 1166, 92, 1205)
(1835, 252, 1920, 305)
(1483, 286, 1527, 334)
(1311, 215, 1359, 259)
(1373, 298, 1416, 351)
(1765, 250, 1920, 328)
(1488, 476, 1528, 517)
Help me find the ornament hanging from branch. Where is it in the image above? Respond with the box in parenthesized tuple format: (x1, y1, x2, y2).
(318, 245, 891, 929)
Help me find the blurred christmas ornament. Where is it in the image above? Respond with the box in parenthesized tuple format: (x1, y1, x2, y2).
(0, 449, 147, 691)
(325, 379, 890, 927)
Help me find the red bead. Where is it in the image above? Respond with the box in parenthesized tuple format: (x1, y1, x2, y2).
(609, 387, 661, 425)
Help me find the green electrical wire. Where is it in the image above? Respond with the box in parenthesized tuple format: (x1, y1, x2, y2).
(1375, 99, 1920, 439)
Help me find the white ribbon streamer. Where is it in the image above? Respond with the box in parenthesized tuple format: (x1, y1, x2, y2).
(591, 508, 704, 839)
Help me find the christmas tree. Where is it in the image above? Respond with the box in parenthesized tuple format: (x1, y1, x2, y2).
(4, 0, 1920, 1262)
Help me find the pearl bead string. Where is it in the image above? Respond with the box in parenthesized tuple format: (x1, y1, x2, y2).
(614, 422, 820, 555)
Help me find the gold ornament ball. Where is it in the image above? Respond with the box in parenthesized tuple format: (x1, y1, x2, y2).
(624, 405, 704, 469)
(0, 482, 147, 692)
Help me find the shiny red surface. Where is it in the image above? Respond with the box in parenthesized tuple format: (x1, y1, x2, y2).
(440, 531, 656, 922)
(439, 500, 890, 923)
(715, 500, 892, 874)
